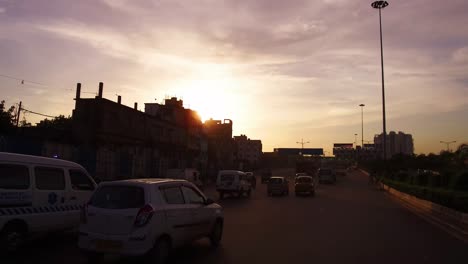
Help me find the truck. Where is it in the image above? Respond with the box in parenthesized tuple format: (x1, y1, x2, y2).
(166, 168, 204, 189)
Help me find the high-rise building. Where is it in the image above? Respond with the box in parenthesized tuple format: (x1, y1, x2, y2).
(233, 134, 262, 169)
(374, 131, 414, 158)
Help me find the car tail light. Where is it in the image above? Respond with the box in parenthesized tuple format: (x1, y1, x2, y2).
(80, 203, 88, 224)
(134, 204, 155, 227)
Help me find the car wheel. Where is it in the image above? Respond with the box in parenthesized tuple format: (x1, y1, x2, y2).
(0, 223, 26, 253)
(210, 220, 223, 248)
(147, 237, 171, 264)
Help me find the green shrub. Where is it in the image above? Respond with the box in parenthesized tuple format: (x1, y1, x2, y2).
(451, 171, 468, 191)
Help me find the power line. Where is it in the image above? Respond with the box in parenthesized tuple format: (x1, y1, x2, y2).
(21, 107, 57, 118)
(0, 73, 47, 87)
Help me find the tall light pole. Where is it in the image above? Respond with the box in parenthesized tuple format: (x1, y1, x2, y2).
(440, 141, 456, 152)
(354, 133, 358, 145)
(359, 104, 365, 147)
(371, 0, 389, 160)
(296, 138, 310, 153)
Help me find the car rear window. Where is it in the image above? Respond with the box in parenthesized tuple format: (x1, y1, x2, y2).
(269, 178, 283, 184)
(220, 174, 235, 182)
(0, 164, 30, 189)
(90, 186, 145, 209)
(297, 177, 312, 183)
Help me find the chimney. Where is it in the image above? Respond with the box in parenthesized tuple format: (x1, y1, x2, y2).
(134, 102, 138, 110)
(98, 82, 103, 98)
(117, 95, 122, 104)
(75, 83, 81, 99)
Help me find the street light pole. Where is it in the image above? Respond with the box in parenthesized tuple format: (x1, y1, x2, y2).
(440, 140, 456, 152)
(359, 104, 365, 147)
(354, 133, 358, 145)
(296, 138, 310, 156)
(372, 1, 389, 160)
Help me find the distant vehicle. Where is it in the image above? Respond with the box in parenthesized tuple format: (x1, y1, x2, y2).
(295, 176, 315, 196)
(78, 179, 223, 263)
(245, 172, 256, 189)
(216, 170, 252, 199)
(261, 169, 272, 183)
(166, 168, 203, 189)
(0, 152, 97, 252)
(318, 168, 336, 184)
(267, 177, 289, 196)
(295, 173, 309, 182)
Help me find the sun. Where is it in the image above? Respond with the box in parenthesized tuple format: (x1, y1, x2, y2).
(180, 78, 236, 122)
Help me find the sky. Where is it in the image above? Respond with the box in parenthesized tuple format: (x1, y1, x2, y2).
(0, 0, 467, 154)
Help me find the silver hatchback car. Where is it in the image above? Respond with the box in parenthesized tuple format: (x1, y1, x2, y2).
(78, 179, 223, 263)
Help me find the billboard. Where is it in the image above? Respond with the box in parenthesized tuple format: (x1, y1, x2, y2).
(333, 143, 353, 148)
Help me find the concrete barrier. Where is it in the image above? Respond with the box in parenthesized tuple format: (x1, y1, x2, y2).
(360, 169, 468, 242)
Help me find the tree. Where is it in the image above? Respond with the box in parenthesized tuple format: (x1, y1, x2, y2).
(0, 100, 16, 134)
(36, 115, 72, 130)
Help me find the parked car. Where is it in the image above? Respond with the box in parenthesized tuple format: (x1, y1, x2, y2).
(267, 177, 289, 196)
(261, 169, 272, 183)
(245, 172, 256, 189)
(216, 170, 252, 199)
(295, 176, 315, 196)
(78, 179, 223, 263)
(318, 168, 336, 184)
(0, 152, 97, 252)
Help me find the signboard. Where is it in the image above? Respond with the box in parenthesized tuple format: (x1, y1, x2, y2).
(333, 143, 353, 148)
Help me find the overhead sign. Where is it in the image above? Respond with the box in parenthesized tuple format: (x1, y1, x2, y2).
(333, 143, 353, 148)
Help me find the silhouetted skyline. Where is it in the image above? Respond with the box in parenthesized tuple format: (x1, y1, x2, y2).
(0, 0, 467, 154)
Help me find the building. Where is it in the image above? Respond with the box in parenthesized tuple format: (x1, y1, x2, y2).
(71, 82, 207, 181)
(233, 134, 262, 170)
(374, 131, 414, 159)
(203, 118, 234, 178)
(333, 143, 354, 160)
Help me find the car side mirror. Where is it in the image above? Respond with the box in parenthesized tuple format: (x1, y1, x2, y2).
(205, 198, 215, 205)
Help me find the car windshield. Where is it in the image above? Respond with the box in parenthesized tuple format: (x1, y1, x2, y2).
(90, 186, 145, 209)
(296, 177, 312, 183)
(269, 178, 283, 184)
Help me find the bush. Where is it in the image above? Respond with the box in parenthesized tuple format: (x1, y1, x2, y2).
(382, 179, 468, 213)
(451, 171, 468, 191)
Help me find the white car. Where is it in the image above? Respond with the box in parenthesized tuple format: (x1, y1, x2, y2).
(0, 152, 97, 252)
(78, 179, 223, 263)
(216, 170, 252, 199)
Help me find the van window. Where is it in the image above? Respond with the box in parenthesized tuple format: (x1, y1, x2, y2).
(162, 187, 185, 204)
(35, 167, 65, 190)
(0, 164, 30, 189)
(220, 174, 235, 182)
(90, 186, 144, 209)
(181, 186, 204, 204)
(69, 170, 95, 191)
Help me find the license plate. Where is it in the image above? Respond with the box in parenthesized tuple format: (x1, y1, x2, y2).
(95, 240, 122, 252)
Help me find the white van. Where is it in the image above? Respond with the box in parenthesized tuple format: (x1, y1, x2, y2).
(216, 170, 252, 199)
(0, 152, 97, 251)
(166, 168, 203, 189)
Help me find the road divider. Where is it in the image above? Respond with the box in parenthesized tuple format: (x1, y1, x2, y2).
(360, 169, 468, 243)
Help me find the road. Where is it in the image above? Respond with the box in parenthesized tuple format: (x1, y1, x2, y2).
(6, 170, 468, 264)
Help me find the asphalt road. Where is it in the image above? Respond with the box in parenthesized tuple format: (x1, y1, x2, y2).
(6, 170, 468, 264)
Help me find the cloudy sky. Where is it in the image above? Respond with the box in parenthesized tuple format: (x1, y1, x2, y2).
(0, 0, 467, 154)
